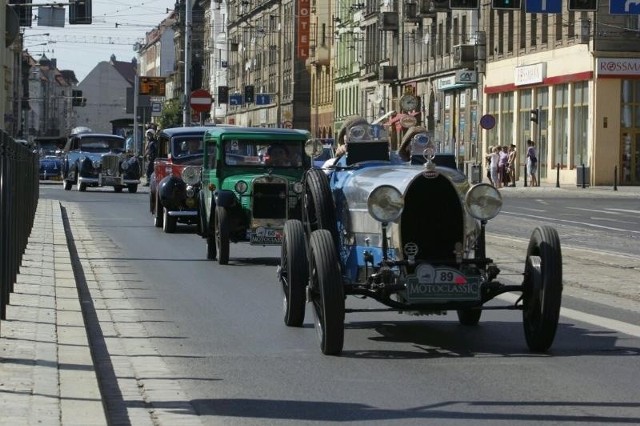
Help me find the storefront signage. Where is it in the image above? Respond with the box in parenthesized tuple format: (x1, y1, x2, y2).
(455, 70, 477, 84)
(515, 63, 546, 86)
(438, 74, 475, 91)
(596, 58, 640, 77)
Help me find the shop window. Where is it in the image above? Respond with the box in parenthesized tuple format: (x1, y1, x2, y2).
(572, 81, 589, 167)
(554, 84, 569, 168)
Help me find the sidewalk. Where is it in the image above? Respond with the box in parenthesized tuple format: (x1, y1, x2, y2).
(0, 186, 638, 424)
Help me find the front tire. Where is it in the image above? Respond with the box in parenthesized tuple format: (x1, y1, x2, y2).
(63, 179, 72, 190)
(309, 230, 344, 355)
(162, 207, 177, 233)
(281, 220, 308, 327)
(215, 206, 230, 265)
(78, 182, 87, 192)
(128, 184, 138, 193)
(522, 226, 563, 352)
(153, 193, 163, 228)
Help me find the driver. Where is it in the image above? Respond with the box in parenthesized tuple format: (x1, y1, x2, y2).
(265, 144, 290, 166)
(398, 125, 428, 162)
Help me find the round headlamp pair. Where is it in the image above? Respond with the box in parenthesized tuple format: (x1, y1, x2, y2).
(181, 166, 201, 186)
(465, 183, 503, 221)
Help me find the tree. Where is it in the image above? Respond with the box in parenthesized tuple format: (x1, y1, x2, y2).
(159, 99, 182, 129)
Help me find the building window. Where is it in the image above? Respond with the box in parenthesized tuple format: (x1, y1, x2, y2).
(519, 11, 527, 50)
(541, 15, 548, 44)
(554, 84, 569, 168)
(487, 94, 499, 148)
(572, 81, 589, 167)
(500, 92, 514, 145)
(507, 11, 514, 53)
(531, 14, 537, 47)
(519, 89, 533, 149)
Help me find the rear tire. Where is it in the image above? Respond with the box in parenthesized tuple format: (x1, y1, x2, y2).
(128, 184, 138, 193)
(215, 206, 230, 265)
(309, 230, 344, 355)
(63, 180, 72, 190)
(153, 193, 163, 228)
(281, 220, 308, 327)
(303, 169, 339, 248)
(78, 182, 86, 192)
(522, 226, 563, 352)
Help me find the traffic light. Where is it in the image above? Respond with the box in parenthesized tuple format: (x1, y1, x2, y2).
(450, 0, 479, 9)
(567, 0, 598, 10)
(217, 86, 229, 104)
(491, 0, 521, 9)
(10, 0, 32, 27)
(244, 85, 255, 104)
(69, 0, 92, 25)
(72, 89, 83, 106)
(530, 108, 539, 124)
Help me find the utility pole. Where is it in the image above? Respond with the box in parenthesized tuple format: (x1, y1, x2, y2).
(182, 0, 194, 127)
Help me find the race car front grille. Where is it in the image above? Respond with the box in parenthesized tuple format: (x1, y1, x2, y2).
(102, 154, 120, 176)
(253, 181, 287, 219)
(401, 174, 464, 265)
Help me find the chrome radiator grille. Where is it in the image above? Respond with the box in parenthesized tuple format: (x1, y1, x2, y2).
(102, 154, 120, 176)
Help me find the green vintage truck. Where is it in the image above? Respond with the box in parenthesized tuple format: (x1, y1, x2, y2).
(198, 126, 312, 264)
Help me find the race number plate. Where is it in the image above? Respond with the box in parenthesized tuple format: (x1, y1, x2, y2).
(249, 227, 283, 245)
(405, 264, 480, 302)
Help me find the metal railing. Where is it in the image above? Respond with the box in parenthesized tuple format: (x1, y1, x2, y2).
(0, 131, 39, 328)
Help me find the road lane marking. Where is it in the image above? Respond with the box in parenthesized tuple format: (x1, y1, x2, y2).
(607, 208, 640, 214)
(501, 211, 640, 234)
(498, 293, 640, 338)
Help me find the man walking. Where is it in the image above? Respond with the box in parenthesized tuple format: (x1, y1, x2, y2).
(143, 129, 157, 186)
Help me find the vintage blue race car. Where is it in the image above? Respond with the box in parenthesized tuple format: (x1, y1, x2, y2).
(278, 121, 563, 355)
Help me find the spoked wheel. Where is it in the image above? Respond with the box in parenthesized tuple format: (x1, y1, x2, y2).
(522, 225, 563, 352)
(280, 220, 308, 327)
(309, 230, 344, 355)
(215, 206, 230, 265)
(163, 207, 177, 233)
(456, 308, 482, 326)
(303, 169, 339, 246)
(153, 194, 163, 228)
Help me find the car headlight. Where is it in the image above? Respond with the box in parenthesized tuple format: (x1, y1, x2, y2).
(465, 183, 503, 221)
(292, 181, 304, 194)
(92, 159, 100, 169)
(121, 161, 129, 171)
(235, 180, 248, 194)
(304, 139, 323, 158)
(367, 185, 404, 223)
(181, 166, 201, 185)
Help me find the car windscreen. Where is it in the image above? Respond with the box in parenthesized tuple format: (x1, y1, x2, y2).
(79, 137, 125, 153)
(223, 139, 304, 167)
(171, 136, 204, 165)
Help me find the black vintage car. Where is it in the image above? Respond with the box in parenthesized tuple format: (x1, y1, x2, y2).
(62, 130, 141, 192)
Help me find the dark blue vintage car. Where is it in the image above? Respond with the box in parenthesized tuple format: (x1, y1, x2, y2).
(62, 131, 141, 192)
(34, 136, 65, 180)
(279, 120, 563, 355)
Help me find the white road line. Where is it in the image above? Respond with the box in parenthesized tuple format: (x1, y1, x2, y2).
(566, 207, 622, 215)
(501, 211, 640, 234)
(498, 294, 640, 338)
(607, 208, 640, 214)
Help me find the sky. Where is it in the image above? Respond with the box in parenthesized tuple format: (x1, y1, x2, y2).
(22, 0, 178, 82)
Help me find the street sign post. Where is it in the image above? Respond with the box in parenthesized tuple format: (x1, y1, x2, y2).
(190, 89, 212, 113)
(525, 0, 562, 13)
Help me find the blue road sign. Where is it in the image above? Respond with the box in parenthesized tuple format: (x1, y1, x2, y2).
(229, 94, 243, 106)
(610, 0, 640, 14)
(256, 94, 271, 105)
(525, 0, 562, 13)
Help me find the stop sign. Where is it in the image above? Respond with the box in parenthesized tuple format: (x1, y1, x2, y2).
(190, 89, 212, 113)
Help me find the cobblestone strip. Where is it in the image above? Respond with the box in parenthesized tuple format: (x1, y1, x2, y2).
(64, 203, 203, 426)
(0, 200, 61, 426)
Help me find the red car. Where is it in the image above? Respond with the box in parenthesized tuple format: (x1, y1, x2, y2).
(149, 126, 210, 233)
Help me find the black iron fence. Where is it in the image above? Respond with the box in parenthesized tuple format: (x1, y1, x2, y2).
(0, 130, 39, 328)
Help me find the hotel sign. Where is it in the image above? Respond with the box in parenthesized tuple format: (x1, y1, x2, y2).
(597, 58, 640, 77)
(515, 63, 546, 86)
(297, 0, 310, 59)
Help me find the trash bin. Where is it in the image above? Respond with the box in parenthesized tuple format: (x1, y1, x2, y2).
(465, 161, 482, 184)
(576, 165, 590, 187)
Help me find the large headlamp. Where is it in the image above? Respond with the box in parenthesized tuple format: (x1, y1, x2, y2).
(181, 166, 201, 186)
(367, 185, 404, 223)
(465, 183, 503, 221)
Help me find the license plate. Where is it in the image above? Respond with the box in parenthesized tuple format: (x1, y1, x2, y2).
(405, 264, 480, 302)
(249, 227, 283, 245)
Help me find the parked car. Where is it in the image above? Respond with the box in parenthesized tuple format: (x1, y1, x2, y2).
(149, 126, 211, 233)
(62, 131, 141, 192)
(279, 121, 563, 355)
(198, 126, 312, 264)
(34, 136, 65, 180)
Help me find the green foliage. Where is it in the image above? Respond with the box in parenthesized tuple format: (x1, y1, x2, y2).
(159, 99, 182, 129)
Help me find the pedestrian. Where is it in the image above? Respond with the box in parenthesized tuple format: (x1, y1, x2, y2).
(143, 129, 157, 186)
(499, 145, 509, 187)
(485, 146, 494, 186)
(507, 143, 517, 187)
(526, 139, 538, 187)
(488, 146, 500, 188)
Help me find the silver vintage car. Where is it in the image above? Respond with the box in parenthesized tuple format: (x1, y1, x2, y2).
(279, 120, 563, 356)
(62, 130, 141, 193)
